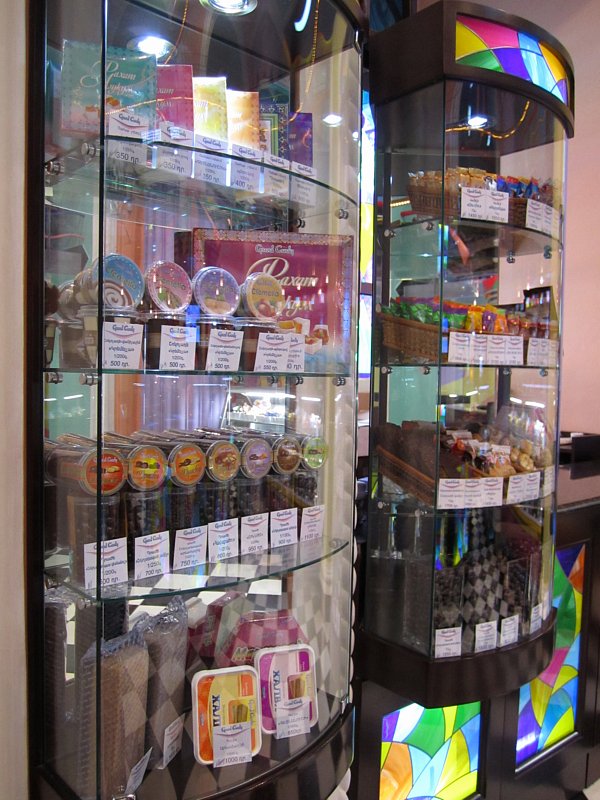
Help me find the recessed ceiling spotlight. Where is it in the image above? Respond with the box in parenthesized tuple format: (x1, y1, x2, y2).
(199, 0, 258, 15)
(127, 35, 175, 60)
(323, 113, 343, 127)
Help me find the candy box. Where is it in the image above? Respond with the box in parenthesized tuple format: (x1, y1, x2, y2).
(187, 591, 244, 664)
(255, 644, 318, 736)
(192, 666, 261, 765)
(215, 609, 308, 668)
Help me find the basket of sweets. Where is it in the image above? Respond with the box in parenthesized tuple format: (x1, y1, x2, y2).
(377, 298, 469, 362)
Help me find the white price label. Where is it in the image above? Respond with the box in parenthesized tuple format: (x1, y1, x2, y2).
(464, 479, 483, 509)
(102, 322, 144, 369)
(530, 603, 543, 634)
(264, 153, 290, 170)
(286, 333, 305, 372)
(83, 537, 128, 590)
(155, 148, 193, 177)
(486, 335, 507, 365)
(527, 337, 542, 366)
(542, 203, 554, 236)
(173, 526, 207, 571)
(486, 190, 509, 223)
(126, 748, 152, 794)
(194, 151, 228, 186)
(264, 167, 290, 199)
(160, 715, 184, 769)
(290, 175, 316, 207)
(480, 477, 504, 508)
(543, 465, 555, 498)
(195, 134, 228, 153)
(159, 325, 196, 371)
(500, 615, 520, 647)
(448, 331, 470, 364)
(134, 531, 170, 580)
(240, 513, 269, 555)
(275, 698, 311, 740)
(551, 207, 561, 240)
(435, 626, 462, 659)
(475, 621, 498, 653)
(254, 332, 291, 372)
(460, 186, 487, 220)
(299, 504, 325, 542)
(106, 139, 147, 167)
(205, 328, 243, 372)
(157, 124, 194, 146)
(108, 111, 149, 138)
(208, 518, 239, 562)
(231, 143, 262, 161)
(505, 336, 524, 366)
(506, 474, 527, 505)
(270, 508, 298, 548)
(469, 333, 488, 364)
(438, 479, 466, 510)
(526, 199, 544, 232)
(523, 471, 542, 501)
(230, 159, 261, 193)
(212, 722, 253, 768)
(538, 339, 551, 366)
(548, 339, 559, 365)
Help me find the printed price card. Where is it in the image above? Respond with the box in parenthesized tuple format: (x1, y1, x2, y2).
(505, 336, 524, 366)
(275, 699, 311, 740)
(469, 334, 488, 364)
(106, 139, 147, 168)
(435, 626, 462, 659)
(264, 167, 290, 199)
(83, 537, 128, 590)
(254, 332, 291, 372)
(270, 508, 298, 548)
(500, 615, 520, 647)
(438, 479, 466, 510)
(208, 518, 239, 562)
(230, 159, 261, 193)
(486, 335, 507, 365)
(299, 504, 325, 542)
(161, 716, 184, 769)
(205, 328, 243, 372)
(448, 331, 470, 363)
(526, 199, 544, 232)
(530, 603, 543, 634)
(287, 333, 305, 373)
(506, 474, 527, 505)
(102, 322, 144, 369)
(173, 526, 207, 571)
(155, 148, 193, 178)
(240, 513, 269, 556)
(194, 151, 228, 186)
(212, 722, 253, 768)
(475, 621, 498, 653)
(460, 187, 486, 220)
(159, 325, 196, 371)
(134, 531, 170, 580)
(480, 477, 504, 508)
(486, 190, 509, 223)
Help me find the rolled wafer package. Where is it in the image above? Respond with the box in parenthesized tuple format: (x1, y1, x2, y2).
(76, 629, 149, 800)
(133, 597, 188, 769)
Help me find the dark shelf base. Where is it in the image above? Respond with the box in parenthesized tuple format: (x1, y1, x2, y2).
(355, 611, 556, 708)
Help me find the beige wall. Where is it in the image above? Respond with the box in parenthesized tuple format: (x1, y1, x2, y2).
(0, 1, 27, 798)
(417, 0, 600, 432)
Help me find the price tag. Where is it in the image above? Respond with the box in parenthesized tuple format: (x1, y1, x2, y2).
(159, 325, 196, 371)
(299, 504, 325, 542)
(527, 337, 542, 366)
(172, 526, 207, 570)
(460, 186, 486, 220)
(106, 139, 148, 167)
(240, 513, 269, 556)
(231, 143, 262, 162)
(156, 124, 194, 146)
(500, 615, 520, 647)
(160, 715, 184, 769)
(548, 339, 559, 365)
(480, 477, 504, 508)
(155, 147, 193, 178)
(194, 134, 228, 153)
(264, 167, 290, 199)
(290, 175, 317, 207)
(530, 603, 543, 634)
(486, 190, 509, 223)
(102, 322, 144, 369)
(212, 722, 253, 768)
(486, 335, 507, 365)
(435, 626, 462, 659)
(230, 159, 261, 193)
(505, 336, 524, 365)
(542, 465, 555, 498)
(264, 153, 290, 171)
(126, 748, 152, 794)
(270, 508, 298, 548)
(254, 332, 291, 372)
(134, 531, 170, 580)
(205, 328, 243, 371)
(542, 203, 554, 236)
(275, 698, 311, 739)
(538, 339, 551, 366)
(552, 207, 561, 240)
(475, 621, 498, 652)
(526, 199, 544, 232)
(437, 479, 465, 510)
(469, 334, 488, 364)
(83, 536, 128, 590)
(506, 474, 527, 505)
(108, 110, 149, 138)
(448, 331, 470, 363)
(194, 151, 228, 186)
(463, 479, 483, 509)
(523, 471, 542, 501)
(287, 333, 305, 372)
(208, 518, 239, 562)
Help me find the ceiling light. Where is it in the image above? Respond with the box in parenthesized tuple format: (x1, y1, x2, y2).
(323, 113, 343, 127)
(467, 114, 488, 129)
(200, 0, 258, 14)
(127, 35, 175, 60)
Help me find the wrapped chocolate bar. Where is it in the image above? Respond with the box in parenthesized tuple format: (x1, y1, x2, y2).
(76, 629, 149, 800)
(133, 598, 188, 769)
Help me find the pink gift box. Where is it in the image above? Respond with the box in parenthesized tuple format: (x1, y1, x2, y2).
(215, 609, 308, 668)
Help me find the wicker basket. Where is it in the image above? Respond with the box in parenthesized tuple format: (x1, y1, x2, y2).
(408, 184, 530, 229)
(377, 311, 447, 363)
(376, 445, 435, 505)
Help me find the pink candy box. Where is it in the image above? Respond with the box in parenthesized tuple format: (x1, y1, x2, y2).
(214, 609, 308, 668)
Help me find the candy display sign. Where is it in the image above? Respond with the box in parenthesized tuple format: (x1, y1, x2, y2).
(192, 230, 354, 371)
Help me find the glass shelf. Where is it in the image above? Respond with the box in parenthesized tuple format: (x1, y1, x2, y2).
(44, 367, 351, 379)
(45, 536, 348, 603)
(372, 358, 558, 371)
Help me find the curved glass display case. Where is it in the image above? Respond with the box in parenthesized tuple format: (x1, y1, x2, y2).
(359, 1, 574, 706)
(29, 1, 363, 798)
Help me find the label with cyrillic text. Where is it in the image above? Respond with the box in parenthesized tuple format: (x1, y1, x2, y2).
(173, 526, 207, 570)
(102, 322, 144, 370)
(254, 332, 291, 372)
(134, 531, 170, 580)
(438, 479, 466, 510)
(500, 615, 520, 647)
(212, 722, 252, 768)
(435, 626, 462, 658)
(270, 508, 298, 548)
(208, 517, 239, 562)
(205, 328, 243, 372)
(159, 326, 196, 371)
(475, 620, 498, 653)
(240, 513, 269, 555)
(300, 504, 325, 542)
(83, 536, 128, 590)
(275, 698, 311, 739)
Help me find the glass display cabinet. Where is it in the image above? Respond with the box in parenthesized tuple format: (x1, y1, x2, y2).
(359, 1, 574, 707)
(27, 1, 363, 798)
